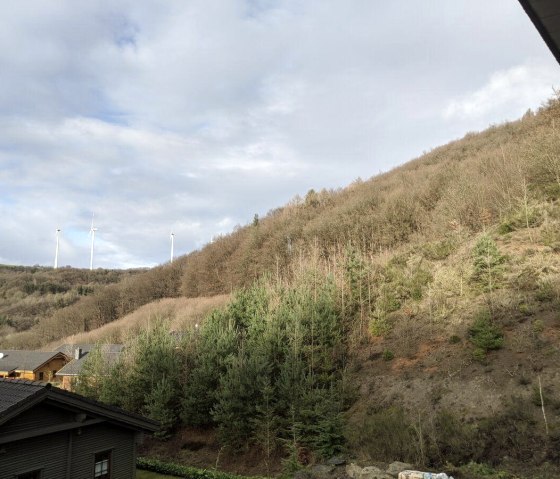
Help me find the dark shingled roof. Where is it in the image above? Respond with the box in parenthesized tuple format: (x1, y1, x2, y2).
(55, 344, 124, 377)
(0, 379, 159, 432)
(519, 0, 560, 65)
(57, 352, 121, 376)
(0, 350, 67, 372)
(54, 343, 124, 356)
(0, 379, 46, 416)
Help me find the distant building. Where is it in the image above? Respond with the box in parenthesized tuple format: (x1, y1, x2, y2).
(54, 344, 124, 390)
(0, 350, 69, 382)
(0, 379, 158, 479)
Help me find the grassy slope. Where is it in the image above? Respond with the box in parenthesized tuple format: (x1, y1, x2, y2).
(42, 294, 230, 349)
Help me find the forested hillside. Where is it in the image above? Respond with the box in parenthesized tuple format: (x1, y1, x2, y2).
(0, 265, 141, 345)
(178, 100, 560, 297)
(0, 262, 183, 348)
(2, 97, 560, 478)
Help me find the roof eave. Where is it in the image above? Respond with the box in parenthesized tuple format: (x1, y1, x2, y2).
(518, 0, 560, 65)
(45, 390, 160, 433)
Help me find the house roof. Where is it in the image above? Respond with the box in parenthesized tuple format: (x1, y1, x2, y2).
(56, 351, 121, 376)
(0, 379, 159, 433)
(519, 0, 560, 64)
(0, 350, 68, 372)
(54, 343, 124, 356)
(55, 344, 124, 376)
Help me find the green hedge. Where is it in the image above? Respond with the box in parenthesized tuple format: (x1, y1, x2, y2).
(137, 457, 265, 479)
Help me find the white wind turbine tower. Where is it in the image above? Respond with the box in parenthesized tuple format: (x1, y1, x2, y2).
(170, 232, 175, 263)
(89, 214, 98, 271)
(54, 228, 61, 269)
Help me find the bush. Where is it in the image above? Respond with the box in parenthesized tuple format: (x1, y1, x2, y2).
(469, 313, 504, 363)
(472, 236, 506, 291)
(421, 239, 457, 260)
(137, 457, 263, 479)
(449, 334, 461, 344)
(369, 316, 392, 337)
(382, 349, 394, 361)
(348, 407, 416, 463)
(498, 205, 542, 234)
(468, 312, 504, 354)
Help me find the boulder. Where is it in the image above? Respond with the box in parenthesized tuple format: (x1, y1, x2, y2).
(327, 456, 347, 466)
(397, 473, 424, 479)
(398, 472, 453, 479)
(360, 466, 393, 479)
(387, 462, 413, 477)
(346, 463, 363, 479)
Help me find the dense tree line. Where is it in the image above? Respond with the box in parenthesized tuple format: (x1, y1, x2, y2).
(78, 273, 351, 462)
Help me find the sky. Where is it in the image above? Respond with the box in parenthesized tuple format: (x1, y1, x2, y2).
(1, 0, 559, 269)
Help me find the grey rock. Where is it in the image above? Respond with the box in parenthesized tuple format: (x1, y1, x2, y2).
(360, 466, 393, 479)
(346, 463, 362, 479)
(327, 456, 346, 466)
(386, 462, 413, 477)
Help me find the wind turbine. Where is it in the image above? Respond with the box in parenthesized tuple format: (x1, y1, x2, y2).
(54, 228, 61, 269)
(89, 214, 98, 271)
(170, 232, 175, 263)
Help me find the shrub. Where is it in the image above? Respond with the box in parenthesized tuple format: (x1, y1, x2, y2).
(382, 349, 394, 361)
(347, 407, 416, 463)
(137, 457, 262, 479)
(468, 312, 504, 354)
(498, 205, 542, 234)
(472, 236, 506, 291)
(421, 239, 457, 261)
(369, 316, 392, 337)
(535, 280, 555, 302)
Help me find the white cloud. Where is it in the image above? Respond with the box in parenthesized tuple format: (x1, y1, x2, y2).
(443, 62, 558, 121)
(1, 0, 560, 268)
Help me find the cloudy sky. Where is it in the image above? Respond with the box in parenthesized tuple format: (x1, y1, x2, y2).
(1, 0, 559, 269)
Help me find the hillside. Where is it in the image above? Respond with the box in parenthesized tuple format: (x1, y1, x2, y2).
(0, 258, 189, 349)
(42, 295, 229, 349)
(2, 97, 560, 478)
(3, 98, 560, 352)
(0, 265, 142, 345)
(177, 100, 560, 299)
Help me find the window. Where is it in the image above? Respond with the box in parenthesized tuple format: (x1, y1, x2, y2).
(17, 470, 41, 479)
(38, 372, 44, 381)
(94, 450, 111, 479)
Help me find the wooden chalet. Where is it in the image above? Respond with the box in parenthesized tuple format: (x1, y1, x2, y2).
(0, 350, 69, 383)
(0, 379, 158, 479)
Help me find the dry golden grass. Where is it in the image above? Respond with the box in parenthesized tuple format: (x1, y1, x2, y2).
(42, 294, 230, 349)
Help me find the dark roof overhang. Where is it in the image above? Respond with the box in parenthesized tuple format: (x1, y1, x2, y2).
(519, 0, 560, 65)
(0, 380, 159, 434)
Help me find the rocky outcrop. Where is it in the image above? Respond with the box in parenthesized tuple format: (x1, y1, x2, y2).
(305, 460, 452, 479)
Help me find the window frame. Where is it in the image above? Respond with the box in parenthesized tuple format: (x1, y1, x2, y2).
(93, 449, 112, 479)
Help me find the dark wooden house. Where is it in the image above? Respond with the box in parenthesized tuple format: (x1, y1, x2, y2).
(0, 379, 158, 479)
